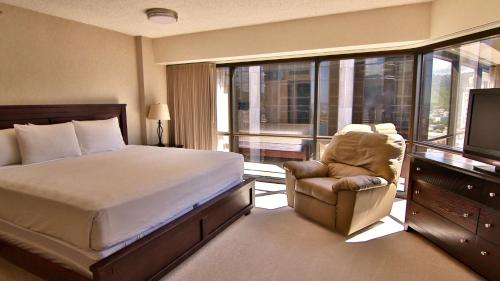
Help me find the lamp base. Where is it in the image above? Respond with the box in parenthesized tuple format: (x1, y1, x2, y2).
(156, 120, 164, 147)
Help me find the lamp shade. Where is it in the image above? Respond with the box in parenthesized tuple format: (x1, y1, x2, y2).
(148, 103, 170, 120)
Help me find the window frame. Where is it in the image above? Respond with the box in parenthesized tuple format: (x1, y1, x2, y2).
(218, 50, 419, 161)
(215, 28, 499, 170)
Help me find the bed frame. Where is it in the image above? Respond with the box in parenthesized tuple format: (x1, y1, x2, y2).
(0, 104, 255, 281)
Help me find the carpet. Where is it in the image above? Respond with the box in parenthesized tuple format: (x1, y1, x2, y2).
(0, 204, 483, 281)
(162, 207, 482, 281)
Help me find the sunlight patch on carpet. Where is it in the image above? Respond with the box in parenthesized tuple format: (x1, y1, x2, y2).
(345, 216, 404, 243)
(255, 194, 288, 209)
(255, 181, 286, 192)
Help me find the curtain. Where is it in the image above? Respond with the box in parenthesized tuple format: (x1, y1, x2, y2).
(167, 63, 217, 150)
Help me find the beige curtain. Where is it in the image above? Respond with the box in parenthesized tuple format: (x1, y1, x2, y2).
(167, 63, 217, 150)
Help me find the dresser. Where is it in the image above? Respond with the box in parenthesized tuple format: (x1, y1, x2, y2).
(405, 152, 500, 280)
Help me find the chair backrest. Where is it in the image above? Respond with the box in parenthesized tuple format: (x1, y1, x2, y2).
(321, 123, 405, 184)
(336, 123, 398, 135)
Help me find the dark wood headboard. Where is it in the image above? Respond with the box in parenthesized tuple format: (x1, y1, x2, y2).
(0, 104, 128, 144)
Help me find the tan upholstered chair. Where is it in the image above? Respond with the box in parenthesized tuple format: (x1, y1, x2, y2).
(283, 123, 405, 235)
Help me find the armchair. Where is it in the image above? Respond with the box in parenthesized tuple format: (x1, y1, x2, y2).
(284, 124, 405, 235)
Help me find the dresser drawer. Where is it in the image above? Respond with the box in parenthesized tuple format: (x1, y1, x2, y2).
(412, 160, 483, 201)
(478, 207, 500, 246)
(471, 236, 500, 281)
(407, 202, 475, 258)
(412, 180, 479, 233)
(482, 185, 500, 211)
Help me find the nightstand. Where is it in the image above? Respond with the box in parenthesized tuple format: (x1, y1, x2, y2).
(167, 144, 184, 148)
(147, 144, 184, 148)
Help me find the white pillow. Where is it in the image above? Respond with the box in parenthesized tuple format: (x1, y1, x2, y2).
(72, 117, 125, 155)
(14, 123, 82, 165)
(0, 128, 21, 166)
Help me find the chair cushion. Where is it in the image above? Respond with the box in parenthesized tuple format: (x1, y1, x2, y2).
(295, 177, 338, 205)
(327, 162, 374, 178)
(332, 175, 388, 191)
(283, 160, 328, 179)
(321, 131, 405, 184)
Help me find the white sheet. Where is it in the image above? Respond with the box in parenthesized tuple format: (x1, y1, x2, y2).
(0, 145, 243, 252)
(0, 206, 201, 278)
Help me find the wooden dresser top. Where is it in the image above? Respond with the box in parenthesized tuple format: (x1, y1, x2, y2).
(412, 152, 500, 184)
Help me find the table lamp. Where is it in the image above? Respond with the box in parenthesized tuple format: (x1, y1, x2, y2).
(148, 103, 170, 147)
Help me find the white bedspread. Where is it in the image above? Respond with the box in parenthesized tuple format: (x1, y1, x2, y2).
(0, 145, 243, 251)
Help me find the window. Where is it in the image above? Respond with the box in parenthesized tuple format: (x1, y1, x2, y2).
(233, 62, 315, 136)
(417, 35, 500, 150)
(318, 55, 414, 139)
(217, 55, 414, 181)
(231, 61, 315, 174)
(214, 31, 497, 194)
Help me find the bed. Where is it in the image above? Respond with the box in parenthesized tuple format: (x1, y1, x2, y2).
(0, 104, 255, 281)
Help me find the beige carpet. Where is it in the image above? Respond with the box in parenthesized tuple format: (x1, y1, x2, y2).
(0, 205, 483, 281)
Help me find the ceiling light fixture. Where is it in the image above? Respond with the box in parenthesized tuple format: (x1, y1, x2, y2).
(146, 8, 178, 24)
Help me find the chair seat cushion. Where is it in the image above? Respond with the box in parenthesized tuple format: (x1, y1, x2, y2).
(295, 177, 338, 205)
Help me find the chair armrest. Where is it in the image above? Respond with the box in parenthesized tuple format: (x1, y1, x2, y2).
(283, 161, 328, 179)
(332, 175, 388, 192)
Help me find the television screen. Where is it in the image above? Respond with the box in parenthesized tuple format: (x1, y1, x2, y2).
(464, 89, 500, 167)
(467, 93, 500, 151)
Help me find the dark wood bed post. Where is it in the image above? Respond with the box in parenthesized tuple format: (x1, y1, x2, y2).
(0, 104, 255, 281)
(118, 104, 128, 144)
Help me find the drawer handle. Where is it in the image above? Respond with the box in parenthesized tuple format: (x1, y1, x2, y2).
(463, 213, 471, 218)
(489, 192, 496, 198)
(466, 184, 474, 190)
(416, 167, 421, 172)
(414, 190, 420, 195)
(484, 223, 492, 228)
(480, 251, 489, 256)
(411, 211, 418, 215)
(459, 238, 468, 244)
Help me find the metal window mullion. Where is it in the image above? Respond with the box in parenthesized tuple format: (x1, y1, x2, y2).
(312, 58, 320, 160)
(229, 66, 235, 152)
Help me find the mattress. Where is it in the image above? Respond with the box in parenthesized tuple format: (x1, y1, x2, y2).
(0, 145, 243, 253)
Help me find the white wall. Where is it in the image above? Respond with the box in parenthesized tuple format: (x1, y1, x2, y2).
(430, 0, 500, 38)
(136, 37, 168, 145)
(153, 3, 431, 64)
(0, 3, 167, 144)
(153, 1, 500, 65)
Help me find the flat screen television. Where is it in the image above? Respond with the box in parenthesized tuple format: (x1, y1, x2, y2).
(463, 88, 500, 174)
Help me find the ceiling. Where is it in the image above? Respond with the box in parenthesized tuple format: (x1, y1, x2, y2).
(2, 0, 431, 38)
